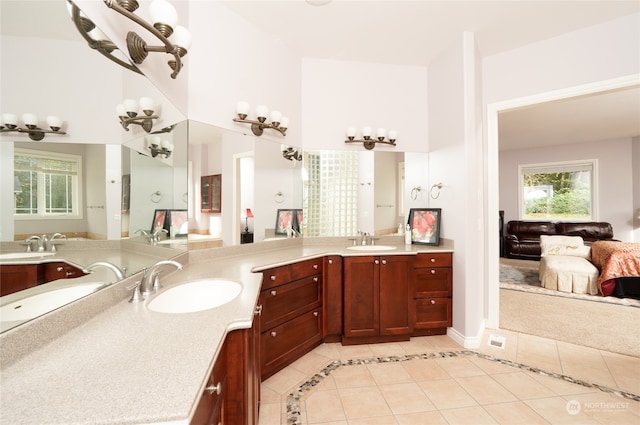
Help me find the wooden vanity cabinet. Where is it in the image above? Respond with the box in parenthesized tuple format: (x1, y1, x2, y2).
(192, 340, 227, 425)
(259, 258, 323, 380)
(412, 253, 452, 335)
(0, 262, 86, 297)
(342, 255, 413, 345)
(323, 255, 343, 343)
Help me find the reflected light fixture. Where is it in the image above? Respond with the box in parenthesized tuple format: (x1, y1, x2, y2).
(345, 127, 397, 150)
(67, 0, 192, 79)
(233, 101, 289, 136)
(1, 113, 67, 141)
(117, 97, 158, 132)
(146, 135, 173, 158)
(281, 144, 302, 161)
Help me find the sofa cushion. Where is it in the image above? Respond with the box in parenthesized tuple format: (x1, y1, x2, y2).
(555, 222, 613, 242)
(540, 235, 591, 259)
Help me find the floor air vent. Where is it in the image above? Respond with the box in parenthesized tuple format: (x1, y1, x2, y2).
(488, 334, 506, 349)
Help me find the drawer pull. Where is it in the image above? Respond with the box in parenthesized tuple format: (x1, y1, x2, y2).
(254, 304, 263, 316)
(431, 269, 436, 274)
(271, 331, 277, 337)
(313, 311, 319, 317)
(328, 259, 333, 264)
(313, 264, 319, 269)
(205, 381, 222, 395)
(270, 275, 276, 281)
(66, 272, 74, 277)
(271, 290, 277, 296)
(381, 259, 387, 265)
(430, 299, 436, 305)
(57, 266, 64, 272)
(313, 277, 319, 282)
(375, 259, 379, 265)
(430, 258, 436, 263)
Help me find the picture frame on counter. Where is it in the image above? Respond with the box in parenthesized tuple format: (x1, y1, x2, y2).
(408, 208, 441, 245)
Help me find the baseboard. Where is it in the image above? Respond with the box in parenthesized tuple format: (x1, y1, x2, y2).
(447, 321, 485, 349)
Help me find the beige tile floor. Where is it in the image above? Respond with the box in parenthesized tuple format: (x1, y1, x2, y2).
(258, 329, 640, 424)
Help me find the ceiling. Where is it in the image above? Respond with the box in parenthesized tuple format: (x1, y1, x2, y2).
(2, 0, 639, 150)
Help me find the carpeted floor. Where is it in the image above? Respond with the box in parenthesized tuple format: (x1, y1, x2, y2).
(499, 258, 640, 356)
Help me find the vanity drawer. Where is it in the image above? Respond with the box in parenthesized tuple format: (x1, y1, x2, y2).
(260, 275, 322, 330)
(289, 258, 322, 281)
(414, 267, 452, 298)
(413, 253, 452, 268)
(414, 298, 452, 329)
(261, 309, 323, 379)
(261, 266, 292, 290)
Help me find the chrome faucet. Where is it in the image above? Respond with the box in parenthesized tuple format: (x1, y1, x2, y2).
(48, 233, 67, 252)
(24, 235, 41, 252)
(358, 230, 371, 245)
(24, 233, 67, 252)
(151, 227, 168, 244)
(83, 261, 126, 282)
(139, 260, 182, 296)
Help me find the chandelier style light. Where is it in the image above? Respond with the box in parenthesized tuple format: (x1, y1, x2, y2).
(146, 135, 173, 158)
(1, 113, 66, 141)
(67, 0, 192, 79)
(344, 127, 397, 150)
(233, 102, 289, 136)
(117, 97, 158, 132)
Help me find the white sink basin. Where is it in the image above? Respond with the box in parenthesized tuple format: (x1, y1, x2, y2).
(0, 252, 56, 260)
(0, 283, 105, 322)
(346, 245, 397, 251)
(147, 279, 242, 314)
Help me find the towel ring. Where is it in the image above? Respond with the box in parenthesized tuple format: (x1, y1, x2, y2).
(274, 192, 284, 203)
(151, 191, 162, 203)
(430, 183, 443, 199)
(410, 186, 422, 200)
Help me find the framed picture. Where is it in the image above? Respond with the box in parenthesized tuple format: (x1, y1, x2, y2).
(151, 209, 167, 233)
(275, 208, 303, 235)
(167, 209, 188, 238)
(408, 208, 441, 245)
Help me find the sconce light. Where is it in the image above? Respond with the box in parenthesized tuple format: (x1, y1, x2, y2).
(345, 127, 397, 150)
(1, 113, 67, 141)
(233, 102, 289, 136)
(146, 135, 173, 158)
(67, 0, 192, 79)
(117, 97, 158, 132)
(281, 145, 302, 161)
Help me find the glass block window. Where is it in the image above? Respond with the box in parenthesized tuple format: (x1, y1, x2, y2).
(304, 150, 359, 236)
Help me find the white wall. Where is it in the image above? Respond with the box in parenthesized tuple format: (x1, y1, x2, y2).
(301, 58, 428, 152)
(634, 137, 640, 242)
(499, 138, 635, 242)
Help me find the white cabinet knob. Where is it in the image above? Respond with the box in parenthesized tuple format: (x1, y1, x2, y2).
(430, 299, 436, 305)
(271, 290, 277, 296)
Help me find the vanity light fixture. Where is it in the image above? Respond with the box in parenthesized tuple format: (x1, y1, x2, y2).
(117, 97, 158, 132)
(146, 135, 173, 158)
(233, 102, 289, 136)
(0, 113, 67, 141)
(67, 0, 192, 79)
(345, 127, 397, 150)
(281, 144, 302, 161)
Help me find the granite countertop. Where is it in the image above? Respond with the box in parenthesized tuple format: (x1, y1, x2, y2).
(0, 239, 453, 424)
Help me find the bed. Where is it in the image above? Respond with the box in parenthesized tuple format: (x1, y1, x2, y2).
(590, 241, 640, 298)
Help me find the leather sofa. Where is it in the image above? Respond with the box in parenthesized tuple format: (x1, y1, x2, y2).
(505, 221, 616, 261)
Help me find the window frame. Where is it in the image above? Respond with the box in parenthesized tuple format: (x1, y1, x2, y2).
(518, 159, 598, 222)
(14, 148, 84, 221)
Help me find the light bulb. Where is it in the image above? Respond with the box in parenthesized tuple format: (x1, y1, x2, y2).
(2, 113, 18, 126)
(116, 104, 126, 117)
(270, 110, 282, 124)
(22, 113, 38, 127)
(388, 130, 398, 141)
(46, 116, 63, 129)
(280, 116, 290, 129)
(169, 25, 192, 51)
(346, 127, 356, 138)
(236, 101, 249, 115)
(376, 128, 386, 139)
(149, 0, 178, 28)
(123, 99, 139, 115)
(361, 126, 372, 138)
(256, 105, 268, 119)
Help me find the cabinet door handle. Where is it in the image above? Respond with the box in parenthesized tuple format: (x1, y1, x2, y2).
(254, 304, 263, 316)
(313, 311, 319, 317)
(270, 275, 276, 281)
(375, 259, 380, 265)
(328, 259, 333, 264)
(431, 299, 436, 305)
(271, 331, 277, 337)
(57, 266, 64, 272)
(430, 258, 436, 263)
(381, 259, 387, 265)
(313, 264, 319, 269)
(313, 277, 319, 282)
(205, 381, 222, 395)
(431, 269, 436, 274)
(66, 272, 74, 277)
(271, 290, 277, 296)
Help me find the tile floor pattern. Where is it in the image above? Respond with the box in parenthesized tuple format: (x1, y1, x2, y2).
(258, 330, 640, 424)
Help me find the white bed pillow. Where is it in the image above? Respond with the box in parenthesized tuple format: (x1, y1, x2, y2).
(540, 235, 591, 259)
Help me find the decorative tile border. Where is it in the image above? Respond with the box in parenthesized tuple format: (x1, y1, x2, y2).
(285, 350, 640, 425)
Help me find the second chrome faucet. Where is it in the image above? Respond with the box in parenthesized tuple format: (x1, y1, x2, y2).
(130, 260, 183, 302)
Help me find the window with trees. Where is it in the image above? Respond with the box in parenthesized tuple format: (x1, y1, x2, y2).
(519, 160, 596, 221)
(14, 148, 83, 219)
